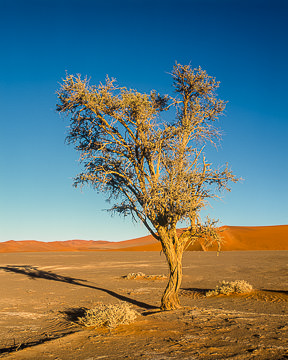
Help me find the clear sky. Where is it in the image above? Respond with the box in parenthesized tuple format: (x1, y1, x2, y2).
(0, 0, 287, 242)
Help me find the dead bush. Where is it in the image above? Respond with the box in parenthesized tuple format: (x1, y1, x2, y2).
(206, 280, 253, 297)
(78, 302, 140, 328)
(123, 272, 167, 280)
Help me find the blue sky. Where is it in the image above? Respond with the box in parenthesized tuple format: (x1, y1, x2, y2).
(0, 0, 287, 242)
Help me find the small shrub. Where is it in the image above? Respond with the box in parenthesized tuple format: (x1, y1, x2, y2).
(123, 272, 167, 280)
(78, 302, 140, 328)
(206, 280, 253, 297)
(124, 272, 146, 279)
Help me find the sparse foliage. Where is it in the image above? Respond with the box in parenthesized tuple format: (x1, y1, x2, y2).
(78, 302, 139, 328)
(57, 63, 238, 310)
(206, 280, 253, 297)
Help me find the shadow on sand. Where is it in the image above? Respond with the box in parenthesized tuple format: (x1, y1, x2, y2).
(0, 265, 158, 310)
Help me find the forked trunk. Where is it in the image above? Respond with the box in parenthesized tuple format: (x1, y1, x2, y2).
(160, 242, 184, 310)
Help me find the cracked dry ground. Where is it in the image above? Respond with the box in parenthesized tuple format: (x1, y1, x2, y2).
(0, 251, 287, 359)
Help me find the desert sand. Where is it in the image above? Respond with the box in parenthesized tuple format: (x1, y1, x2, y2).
(0, 249, 288, 359)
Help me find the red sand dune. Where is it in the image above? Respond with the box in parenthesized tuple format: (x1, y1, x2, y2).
(213, 225, 288, 251)
(0, 225, 287, 253)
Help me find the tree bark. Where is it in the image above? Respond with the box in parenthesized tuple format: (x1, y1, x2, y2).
(160, 237, 184, 310)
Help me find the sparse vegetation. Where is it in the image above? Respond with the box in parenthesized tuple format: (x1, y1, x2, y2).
(123, 272, 167, 280)
(78, 302, 139, 328)
(206, 280, 253, 297)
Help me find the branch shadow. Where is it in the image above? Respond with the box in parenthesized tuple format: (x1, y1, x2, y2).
(0, 265, 158, 310)
(261, 289, 288, 296)
(180, 287, 211, 297)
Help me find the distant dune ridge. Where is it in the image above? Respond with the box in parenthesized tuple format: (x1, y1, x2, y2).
(0, 225, 287, 253)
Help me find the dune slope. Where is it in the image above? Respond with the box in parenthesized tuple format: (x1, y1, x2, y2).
(0, 225, 287, 252)
(215, 225, 288, 251)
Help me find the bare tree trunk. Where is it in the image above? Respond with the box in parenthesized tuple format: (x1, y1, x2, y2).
(160, 238, 184, 310)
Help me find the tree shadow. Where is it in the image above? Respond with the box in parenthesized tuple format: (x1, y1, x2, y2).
(0, 265, 86, 283)
(0, 265, 158, 310)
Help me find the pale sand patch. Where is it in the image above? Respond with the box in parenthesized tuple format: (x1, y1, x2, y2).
(0, 312, 45, 319)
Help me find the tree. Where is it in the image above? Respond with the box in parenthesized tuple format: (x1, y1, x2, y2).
(56, 63, 238, 310)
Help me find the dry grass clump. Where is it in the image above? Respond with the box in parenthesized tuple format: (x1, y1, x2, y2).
(78, 302, 140, 328)
(206, 280, 253, 297)
(123, 272, 167, 280)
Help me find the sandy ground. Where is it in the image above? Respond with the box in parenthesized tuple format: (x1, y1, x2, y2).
(0, 251, 287, 359)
